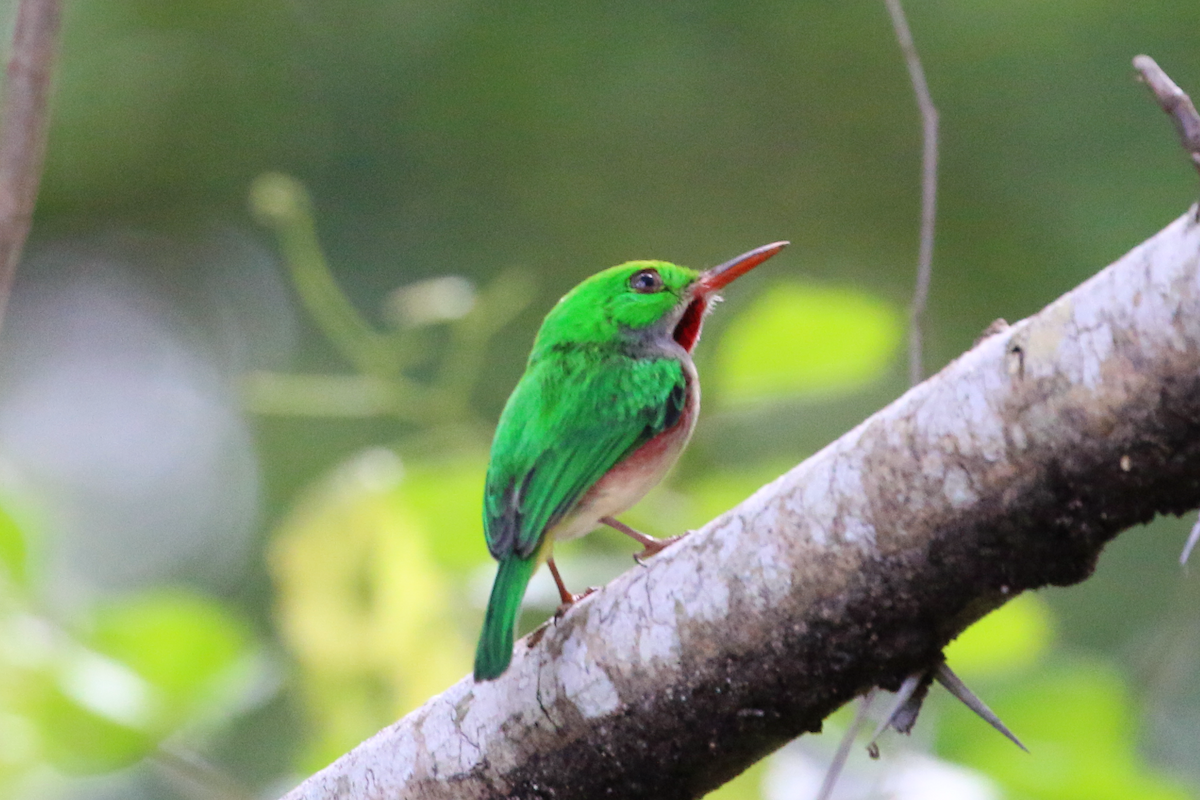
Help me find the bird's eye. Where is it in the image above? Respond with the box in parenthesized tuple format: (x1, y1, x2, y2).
(629, 268, 664, 294)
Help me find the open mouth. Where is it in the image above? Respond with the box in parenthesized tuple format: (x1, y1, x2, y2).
(673, 297, 707, 352)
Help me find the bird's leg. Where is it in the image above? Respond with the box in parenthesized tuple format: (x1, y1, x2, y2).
(547, 557, 596, 620)
(601, 516, 685, 562)
(546, 557, 574, 605)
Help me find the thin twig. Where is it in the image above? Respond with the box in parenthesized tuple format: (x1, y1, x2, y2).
(885, 0, 939, 386)
(1181, 514, 1200, 566)
(154, 745, 258, 800)
(814, 689, 875, 800)
(249, 173, 393, 377)
(0, 0, 61, 333)
(1133, 55, 1200, 177)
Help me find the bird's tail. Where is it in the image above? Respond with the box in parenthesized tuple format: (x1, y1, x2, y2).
(474, 556, 536, 681)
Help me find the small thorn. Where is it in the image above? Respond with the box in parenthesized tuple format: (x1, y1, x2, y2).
(934, 664, 1029, 753)
(1180, 513, 1200, 566)
(867, 673, 923, 752)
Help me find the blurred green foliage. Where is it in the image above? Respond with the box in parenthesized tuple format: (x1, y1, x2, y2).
(0, 503, 29, 590)
(938, 597, 1193, 800)
(0, 1, 1193, 798)
(269, 449, 472, 770)
(0, 498, 260, 795)
(713, 280, 904, 405)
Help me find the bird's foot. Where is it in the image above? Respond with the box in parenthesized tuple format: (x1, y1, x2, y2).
(527, 585, 599, 646)
(553, 586, 598, 622)
(633, 532, 688, 564)
(600, 516, 690, 563)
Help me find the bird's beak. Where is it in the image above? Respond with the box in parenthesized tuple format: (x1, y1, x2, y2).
(694, 241, 789, 296)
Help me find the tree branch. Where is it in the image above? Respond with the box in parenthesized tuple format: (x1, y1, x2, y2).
(281, 205, 1200, 798)
(0, 0, 60, 331)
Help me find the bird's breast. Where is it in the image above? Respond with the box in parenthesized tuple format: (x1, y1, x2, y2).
(553, 363, 699, 542)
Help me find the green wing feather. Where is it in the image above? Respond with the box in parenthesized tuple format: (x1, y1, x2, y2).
(484, 348, 686, 560)
(473, 348, 685, 681)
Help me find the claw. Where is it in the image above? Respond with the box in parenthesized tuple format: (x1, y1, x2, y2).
(553, 586, 598, 622)
(632, 534, 686, 563)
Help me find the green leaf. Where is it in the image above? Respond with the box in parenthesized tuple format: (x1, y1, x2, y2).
(88, 590, 252, 727)
(19, 659, 154, 774)
(38, 683, 153, 774)
(712, 281, 902, 405)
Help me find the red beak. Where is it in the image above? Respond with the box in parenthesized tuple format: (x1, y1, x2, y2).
(694, 241, 789, 296)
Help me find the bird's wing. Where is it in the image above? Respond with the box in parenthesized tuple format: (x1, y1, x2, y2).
(483, 350, 686, 560)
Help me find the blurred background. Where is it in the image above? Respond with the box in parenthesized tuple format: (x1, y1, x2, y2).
(0, 1, 1196, 798)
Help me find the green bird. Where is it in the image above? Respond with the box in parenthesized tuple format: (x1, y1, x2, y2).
(473, 241, 789, 681)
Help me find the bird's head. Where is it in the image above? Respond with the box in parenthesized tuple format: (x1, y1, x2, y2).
(533, 241, 788, 356)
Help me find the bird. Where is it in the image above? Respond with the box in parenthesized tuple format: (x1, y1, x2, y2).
(473, 241, 789, 681)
